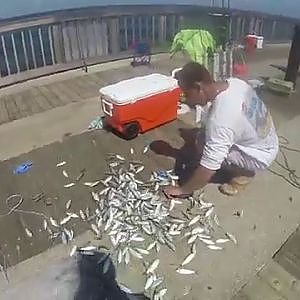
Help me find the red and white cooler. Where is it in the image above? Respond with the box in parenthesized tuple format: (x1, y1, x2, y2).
(100, 74, 180, 139)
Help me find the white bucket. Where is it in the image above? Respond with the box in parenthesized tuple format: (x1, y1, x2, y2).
(256, 36, 264, 49)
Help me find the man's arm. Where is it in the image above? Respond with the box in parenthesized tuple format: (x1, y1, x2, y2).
(180, 165, 215, 194)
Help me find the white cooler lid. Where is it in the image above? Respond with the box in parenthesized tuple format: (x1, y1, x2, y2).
(99, 73, 178, 104)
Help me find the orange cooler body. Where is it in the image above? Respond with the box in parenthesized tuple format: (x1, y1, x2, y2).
(100, 74, 180, 137)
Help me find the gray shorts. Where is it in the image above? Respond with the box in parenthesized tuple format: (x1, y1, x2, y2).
(224, 146, 267, 172)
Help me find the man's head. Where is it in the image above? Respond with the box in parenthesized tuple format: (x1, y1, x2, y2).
(175, 62, 214, 107)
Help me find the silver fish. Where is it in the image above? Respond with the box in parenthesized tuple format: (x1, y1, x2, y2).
(207, 245, 223, 250)
(205, 207, 214, 217)
(191, 227, 204, 235)
(199, 239, 215, 245)
(226, 232, 238, 245)
(56, 161, 66, 167)
(135, 248, 149, 255)
(92, 192, 100, 202)
(43, 220, 48, 231)
(214, 214, 220, 227)
(143, 145, 149, 154)
(64, 229, 74, 241)
(198, 234, 212, 239)
(79, 210, 86, 221)
(99, 187, 110, 195)
(117, 249, 123, 264)
(67, 212, 79, 219)
(124, 249, 130, 265)
(91, 224, 100, 235)
(50, 217, 59, 227)
(25, 228, 33, 238)
(60, 215, 72, 225)
(147, 241, 156, 251)
(61, 231, 68, 244)
(181, 252, 196, 266)
(136, 166, 145, 174)
(176, 268, 195, 275)
(80, 246, 97, 251)
(158, 288, 168, 298)
(216, 238, 230, 244)
(146, 259, 160, 274)
(70, 245, 77, 257)
(103, 176, 113, 185)
(152, 277, 164, 289)
(188, 215, 201, 226)
(103, 258, 111, 274)
(64, 183, 75, 188)
(129, 248, 143, 259)
(65, 199, 72, 210)
(116, 155, 125, 161)
(188, 235, 198, 244)
(144, 275, 154, 290)
(62, 170, 69, 178)
(84, 181, 100, 187)
(169, 200, 176, 211)
(130, 235, 144, 242)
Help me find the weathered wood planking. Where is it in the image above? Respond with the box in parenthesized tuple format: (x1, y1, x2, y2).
(274, 227, 300, 280)
(61, 22, 73, 62)
(41, 84, 69, 106)
(69, 21, 81, 61)
(37, 86, 62, 107)
(0, 97, 9, 124)
(4, 95, 21, 121)
(258, 261, 300, 300)
(30, 87, 53, 111)
(233, 276, 287, 300)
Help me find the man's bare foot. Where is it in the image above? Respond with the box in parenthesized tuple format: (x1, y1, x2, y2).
(219, 176, 253, 196)
(219, 183, 239, 196)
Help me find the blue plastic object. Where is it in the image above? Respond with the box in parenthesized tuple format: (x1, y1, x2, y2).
(155, 170, 169, 181)
(13, 161, 33, 175)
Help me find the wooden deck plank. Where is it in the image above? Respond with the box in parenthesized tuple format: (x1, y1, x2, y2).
(87, 73, 108, 87)
(71, 77, 99, 98)
(258, 261, 300, 300)
(62, 78, 92, 99)
(30, 88, 53, 111)
(238, 276, 287, 300)
(274, 227, 300, 280)
(4, 95, 22, 121)
(42, 84, 70, 106)
(20, 90, 44, 114)
(55, 82, 81, 103)
(13, 93, 31, 118)
(0, 97, 9, 124)
(94, 69, 124, 85)
(37, 86, 62, 108)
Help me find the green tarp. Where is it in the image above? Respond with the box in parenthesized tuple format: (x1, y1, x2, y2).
(170, 29, 216, 64)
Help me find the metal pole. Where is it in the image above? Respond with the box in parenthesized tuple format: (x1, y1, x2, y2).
(285, 25, 300, 88)
(228, 0, 232, 45)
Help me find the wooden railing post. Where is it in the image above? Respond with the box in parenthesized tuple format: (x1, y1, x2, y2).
(108, 18, 120, 55)
(52, 23, 66, 63)
(158, 15, 167, 44)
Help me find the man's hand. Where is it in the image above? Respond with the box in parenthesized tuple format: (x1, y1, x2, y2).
(164, 166, 216, 198)
(163, 186, 191, 199)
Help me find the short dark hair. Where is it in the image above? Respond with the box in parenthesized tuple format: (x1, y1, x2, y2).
(176, 62, 213, 89)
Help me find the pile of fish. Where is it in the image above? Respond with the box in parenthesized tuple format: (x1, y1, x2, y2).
(48, 151, 237, 300)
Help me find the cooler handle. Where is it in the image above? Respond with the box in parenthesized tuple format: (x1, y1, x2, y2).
(102, 98, 113, 116)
